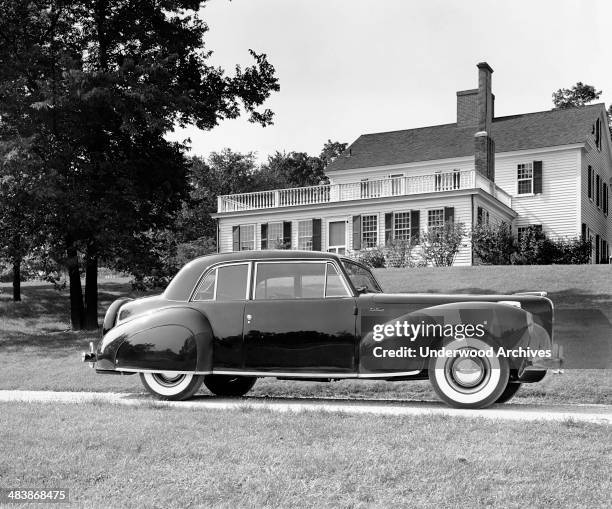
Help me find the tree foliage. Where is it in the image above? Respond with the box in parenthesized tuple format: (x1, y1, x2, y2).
(0, 1, 279, 327)
(472, 222, 515, 265)
(420, 222, 466, 267)
(552, 82, 601, 109)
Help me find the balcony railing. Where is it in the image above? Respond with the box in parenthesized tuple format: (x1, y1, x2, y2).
(217, 169, 512, 213)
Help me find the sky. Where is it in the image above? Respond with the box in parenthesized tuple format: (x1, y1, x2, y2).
(166, 0, 612, 163)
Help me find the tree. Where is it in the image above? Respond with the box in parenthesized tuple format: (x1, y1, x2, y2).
(552, 82, 601, 109)
(471, 222, 515, 265)
(0, 1, 279, 329)
(0, 139, 48, 301)
(319, 140, 348, 168)
(260, 151, 326, 188)
(420, 222, 466, 267)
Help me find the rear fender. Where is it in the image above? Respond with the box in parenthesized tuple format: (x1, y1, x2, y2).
(360, 301, 553, 373)
(97, 307, 214, 373)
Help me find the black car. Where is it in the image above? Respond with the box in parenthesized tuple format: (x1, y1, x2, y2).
(83, 250, 561, 408)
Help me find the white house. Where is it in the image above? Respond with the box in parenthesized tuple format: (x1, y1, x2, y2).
(213, 62, 611, 265)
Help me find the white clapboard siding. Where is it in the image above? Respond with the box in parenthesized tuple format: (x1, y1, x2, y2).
(328, 156, 473, 185)
(218, 194, 476, 266)
(494, 147, 581, 238)
(581, 110, 612, 260)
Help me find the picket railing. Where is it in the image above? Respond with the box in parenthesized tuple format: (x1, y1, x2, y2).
(217, 169, 512, 212)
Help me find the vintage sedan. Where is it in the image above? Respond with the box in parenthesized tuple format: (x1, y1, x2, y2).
(83, 251, 562, 408)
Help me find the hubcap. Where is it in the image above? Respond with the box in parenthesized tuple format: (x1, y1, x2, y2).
(452, 358, 485, 387)
(152, 373, 186, 387)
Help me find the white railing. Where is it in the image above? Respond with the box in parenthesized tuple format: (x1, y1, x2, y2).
(217, 169, 511, 212)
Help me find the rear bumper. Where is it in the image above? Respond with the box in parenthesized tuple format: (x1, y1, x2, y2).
(81, 342, 97, 368)
(523, 344, 563, 371)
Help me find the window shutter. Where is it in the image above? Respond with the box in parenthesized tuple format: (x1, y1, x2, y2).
(261, 224, 268, 250)
(596, 175, 601, 207)
(533, 161, 543, 194)
(232, 226, 240, 252)
(595, 234, 600, 264)
(444, 207, 455, 224)
(385, 213, 393, 243)
(352, 215, 361, 250)
(477, 206, 483, 225)
(605, 183, 609, 214)
(283, 221, 292, 249)
(410, 210, 420, 244)
(312, 219, 322, 251)
(588, 166, 592, 198)
(581, 223, 587, 240)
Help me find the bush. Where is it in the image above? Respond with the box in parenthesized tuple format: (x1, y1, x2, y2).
(347, 246, 386, 268)
(383, 239, 424, 268)
(472, 222, 515, 265)
(420, 222, 466, 267)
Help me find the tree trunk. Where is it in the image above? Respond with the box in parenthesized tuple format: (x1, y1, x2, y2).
(12, 258, 21, 302)
(84, 246, 98, 330)
(66, 241, 84, 330)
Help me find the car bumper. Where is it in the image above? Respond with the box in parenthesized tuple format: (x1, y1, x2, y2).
(523, 344, 563, 371)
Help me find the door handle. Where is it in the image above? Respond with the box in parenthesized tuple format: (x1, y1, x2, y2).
(246, 314, 253, 324)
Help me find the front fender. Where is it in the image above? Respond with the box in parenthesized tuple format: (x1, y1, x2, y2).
(96, 306, 214, 373)
(360, 301, 553, 374)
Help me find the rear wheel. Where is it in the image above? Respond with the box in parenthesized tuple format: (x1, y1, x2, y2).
(428, 337, 510, 409)
(495, 382, 521, 404)
(204, 375, 257, 397)
(140, 372, 204, 401)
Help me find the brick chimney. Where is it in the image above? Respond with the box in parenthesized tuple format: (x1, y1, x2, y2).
(474, 62, 495, 182)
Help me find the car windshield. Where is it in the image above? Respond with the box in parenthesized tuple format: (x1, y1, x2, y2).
(341, 259, 383, 293)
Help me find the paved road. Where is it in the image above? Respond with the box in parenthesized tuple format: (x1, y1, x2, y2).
(0, 390, 610, 424)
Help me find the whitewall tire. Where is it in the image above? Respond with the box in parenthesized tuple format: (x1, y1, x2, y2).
(140, 372, 204, 401)
(428, 337, 510, 409)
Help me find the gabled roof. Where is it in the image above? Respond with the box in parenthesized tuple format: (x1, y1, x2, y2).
(327, 103, 605, 171)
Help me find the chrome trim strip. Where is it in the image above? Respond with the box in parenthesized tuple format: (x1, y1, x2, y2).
(116, 368, 421, 379)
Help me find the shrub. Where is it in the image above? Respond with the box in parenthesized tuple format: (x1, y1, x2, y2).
(472, 222, 515, 265)
(347, 246, 386, 268)
(383, 239, 423, 268)
(420, 222, 466, 267)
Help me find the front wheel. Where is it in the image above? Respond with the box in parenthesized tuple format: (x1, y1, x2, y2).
(428, 338, 510, 409)
(204, 375, 257, 397)
(140, 372, 204, 401)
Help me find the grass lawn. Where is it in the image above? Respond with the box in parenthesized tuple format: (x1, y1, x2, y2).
(0, 402, 610, 508)
(0, 266, 610, 404)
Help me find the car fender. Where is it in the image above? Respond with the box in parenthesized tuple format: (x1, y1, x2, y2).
(102, 298, 133, 335)
(360, 301, 552, 373)
(97, 306, 214, 373)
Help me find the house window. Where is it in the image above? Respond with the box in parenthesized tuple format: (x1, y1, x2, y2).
(268, 222, 284, 248)
(393, 212, 411, 240)
(361, 214, 378, 248)
(517, 163, 533, 194)
(297, 220, 313, 250)
(477, 206, 490, 225)
(427, 209, 444, 230)
(239, 224, 255, 251)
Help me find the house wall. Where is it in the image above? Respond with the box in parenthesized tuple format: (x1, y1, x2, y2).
(493, 146, 582, 238)
(217, 193, 477, 266)
(327, 156, 474, 185)
(581, 110, 612, 262)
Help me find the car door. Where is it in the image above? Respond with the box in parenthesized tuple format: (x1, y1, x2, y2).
(190, 262, 250, 370)
(243, 260, 357, 373)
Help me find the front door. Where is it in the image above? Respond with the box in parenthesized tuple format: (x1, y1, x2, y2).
(327, 220, 346, 255)
(243, 260, 356, 373)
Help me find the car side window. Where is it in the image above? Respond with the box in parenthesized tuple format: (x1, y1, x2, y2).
(215, 264, 249, 301)
(255, 262, 326, 300)
(326, 263, 350, 297)
(193, 270, 216, 300)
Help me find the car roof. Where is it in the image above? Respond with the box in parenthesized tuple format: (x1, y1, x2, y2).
(164, 250, 346, 301)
